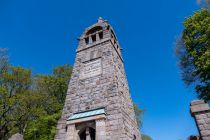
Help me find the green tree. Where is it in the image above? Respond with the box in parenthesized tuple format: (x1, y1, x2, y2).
(23, 64, 72, 140)
(0, 86, 16, 139)
(0, 67, 33, 139)
(35, 64, 72, 104)
(0, 50, 73, 140)
(141, 134, 153, 140)
(176, 9, 210, 101)
(197, 0, 210, 8)
(133, 104, 153, 140)
(134, 103, 144, 129)
(0, 48, 8, 85)
(2, 66, 32, 96)
(24, 113, 60, 140)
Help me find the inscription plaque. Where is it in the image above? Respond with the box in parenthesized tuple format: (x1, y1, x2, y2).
(80, 59, 102, 79)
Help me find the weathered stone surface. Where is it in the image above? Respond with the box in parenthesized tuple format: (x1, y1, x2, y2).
(191, 103, 210, 113)
(191, 100, 205, 106)
(191, 100, 210, 140)
(55, 18, 141, 140)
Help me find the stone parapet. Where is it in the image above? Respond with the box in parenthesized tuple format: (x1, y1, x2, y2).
(190, 100, 210, 140)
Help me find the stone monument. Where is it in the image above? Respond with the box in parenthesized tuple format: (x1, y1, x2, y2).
(190, 100, 210, 140)
(55, 17, 142, 140)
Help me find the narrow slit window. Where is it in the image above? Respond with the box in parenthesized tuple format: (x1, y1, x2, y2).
(114, 39, 116, 44)
(99, 32, 103, 39)
(91, 34, 96, 42)
(85, 37, 89, 44)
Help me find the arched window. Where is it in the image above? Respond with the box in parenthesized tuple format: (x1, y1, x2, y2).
(84, 26, 104, 45)
(86, 26, 103, 35)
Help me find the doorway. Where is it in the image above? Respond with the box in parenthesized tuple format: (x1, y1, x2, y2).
(79, 127, 95, 140)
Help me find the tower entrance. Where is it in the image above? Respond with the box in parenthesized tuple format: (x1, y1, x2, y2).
(79, 127, 95, 140)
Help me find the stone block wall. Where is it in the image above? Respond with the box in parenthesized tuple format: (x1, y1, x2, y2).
(190, 100, 210, 140)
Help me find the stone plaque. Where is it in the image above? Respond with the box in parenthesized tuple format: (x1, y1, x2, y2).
(80, 59, 102, 79)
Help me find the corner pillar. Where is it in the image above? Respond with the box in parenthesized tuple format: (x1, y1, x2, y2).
(96, 119, 106, 140)
(89, 35, 93, 44)
(65, 124, 76, 140)
(96, 33, 100, 41)
(190, 100, 210, 140)
(86, 127, 91, 140)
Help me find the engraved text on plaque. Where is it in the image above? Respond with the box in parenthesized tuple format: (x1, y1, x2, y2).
(80, 59, 102, 79)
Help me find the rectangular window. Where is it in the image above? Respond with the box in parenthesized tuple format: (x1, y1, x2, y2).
(99, 32, 103, 39)
(85, 37, 89, 44)
(91, 34, 96, 42)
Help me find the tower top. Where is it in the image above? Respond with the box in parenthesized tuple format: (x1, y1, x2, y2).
(77, 18, 122, 62)
(79, 17, 108, 39)
(97, 17, 105, 23)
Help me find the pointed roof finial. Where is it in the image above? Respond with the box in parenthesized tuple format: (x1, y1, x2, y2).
(97, 17, 104, 23)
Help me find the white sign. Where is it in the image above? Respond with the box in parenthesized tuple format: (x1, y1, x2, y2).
(80, 59, 102, 79)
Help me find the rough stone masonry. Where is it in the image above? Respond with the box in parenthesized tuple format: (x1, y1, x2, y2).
(190, 100, 210, 140)
(55, 18, 142, 140)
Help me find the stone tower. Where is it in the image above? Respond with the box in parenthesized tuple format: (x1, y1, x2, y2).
(55, 18, 142, 140)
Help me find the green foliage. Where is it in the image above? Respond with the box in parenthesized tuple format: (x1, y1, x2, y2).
(0, 86, 16, 139)
(134, 105, 152, 140)
(2, 66, 32, 96)
(35, 65, 72, 104)
(0, 66, 33, 139)
(23, 64, 72, 139)
(141, 134, 153, 140)
(176, 9, 210, 101)
(134, 103, 144, 129)
(24, 113, 61, 140)
(0, 57, 72, 140)
(197, 0, 210, 8)
(0, 48, 8, 85)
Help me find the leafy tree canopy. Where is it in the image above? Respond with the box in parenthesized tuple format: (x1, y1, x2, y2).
(134, 103, 144, 129)
(23, 64, 72, 140)
(142, 134, 153, 140)
(0, 48, 8, 84)
(176, 9, 210, 101)
(0, 50, 73, 140)
(24, 113, 60, 140)
(197, 0, 210, 8)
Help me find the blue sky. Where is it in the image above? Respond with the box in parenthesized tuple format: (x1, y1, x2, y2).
(0, 0, 200, 139)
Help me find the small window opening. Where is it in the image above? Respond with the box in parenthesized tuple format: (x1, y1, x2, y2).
(99, 32, 103, 39)
(114, 39, 116, 44)
(107, 25, 110, 30)
(65, 126, 68, 132)
(133, 135, 136, 140)
(111, 34, 114, 38)
(85, 37, 89, 45)
(91, 34, 96, 42)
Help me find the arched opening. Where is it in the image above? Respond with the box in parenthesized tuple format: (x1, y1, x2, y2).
(86, 26, 103, 35)
(79, 127, 96, 140)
